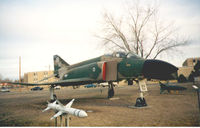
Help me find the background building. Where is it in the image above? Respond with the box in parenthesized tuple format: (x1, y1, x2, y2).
(182, 57, 200, 67)
(178, 57, 200, 79)
(24, 70, 57, 83)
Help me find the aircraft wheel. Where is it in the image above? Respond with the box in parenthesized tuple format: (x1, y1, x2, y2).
(135, 97, 147, 107)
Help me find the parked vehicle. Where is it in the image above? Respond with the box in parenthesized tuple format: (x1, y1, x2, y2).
(54, 86, 61, 90)
(84, 84, 96, 88)
(31, 87, 43, 91)
(1, 87, 10, 92)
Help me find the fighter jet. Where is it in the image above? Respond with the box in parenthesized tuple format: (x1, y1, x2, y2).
(43, 99, 87, 120)
(6, 52, 178, 100)
(159, 82, 187, 94)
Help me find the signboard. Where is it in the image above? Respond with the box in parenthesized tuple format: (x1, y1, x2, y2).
(139, 79, 147, 92)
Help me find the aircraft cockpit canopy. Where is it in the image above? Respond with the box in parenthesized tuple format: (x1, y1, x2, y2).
(112, 52, 126, 58)
(104, 51, 142, 59)
(126, 52, 141, 59)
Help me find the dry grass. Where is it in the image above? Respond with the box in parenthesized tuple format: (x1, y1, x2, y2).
(0, 82, 199, 126)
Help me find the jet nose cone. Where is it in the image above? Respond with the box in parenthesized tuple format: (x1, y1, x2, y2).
(79, 110, 88, 117)
(142, 59, 178, 80)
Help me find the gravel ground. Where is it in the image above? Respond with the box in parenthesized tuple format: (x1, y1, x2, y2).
(0, 82, 199, 126)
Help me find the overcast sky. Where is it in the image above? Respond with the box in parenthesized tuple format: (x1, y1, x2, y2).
(0, 0, 200, 80)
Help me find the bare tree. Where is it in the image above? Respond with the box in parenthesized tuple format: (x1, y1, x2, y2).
(97, 0, 188, 59)
(0, 74, 2, 82)
(0, 74, 13, 83)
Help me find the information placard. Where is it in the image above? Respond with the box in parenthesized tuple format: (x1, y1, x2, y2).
(139, 79, 147, 92)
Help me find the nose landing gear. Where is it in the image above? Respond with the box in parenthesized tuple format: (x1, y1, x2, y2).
(134, 79, 148, 108)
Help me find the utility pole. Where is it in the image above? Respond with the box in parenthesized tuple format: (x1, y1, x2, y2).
(19, 56, 21, 83)
(19, 56, 21, 91)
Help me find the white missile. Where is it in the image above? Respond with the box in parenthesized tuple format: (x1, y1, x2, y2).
(42, 99, 87, 120)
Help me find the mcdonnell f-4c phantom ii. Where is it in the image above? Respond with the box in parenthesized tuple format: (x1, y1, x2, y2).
(7, 52, 178, 107)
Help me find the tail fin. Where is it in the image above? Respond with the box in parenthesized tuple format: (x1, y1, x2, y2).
(42, 107, 50, 112)
(53, 55, 70, 78)
(159, 82, 166, 88)
(42, 101, 51, 112)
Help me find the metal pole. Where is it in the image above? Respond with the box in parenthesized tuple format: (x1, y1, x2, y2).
(197, 89, 200, 112)
(197, 88, 200, 125)
(60, 115, 63, 127)
(65, 114, 69, 127)
(192, 85, 200, 125)
(50, 86, 54, 102)
(55, 117, 57, 127)
(19, 56, 21, 83)
(54, 110, 58, 127)
(140, 92, 144, 99)
(19, 56, 21, 92)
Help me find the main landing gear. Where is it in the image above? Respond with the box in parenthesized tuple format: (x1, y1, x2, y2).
(108, 82, 115, 98)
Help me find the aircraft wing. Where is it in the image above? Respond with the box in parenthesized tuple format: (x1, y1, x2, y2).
(4, 77, 95, 86)
(50, 111, 63, 120)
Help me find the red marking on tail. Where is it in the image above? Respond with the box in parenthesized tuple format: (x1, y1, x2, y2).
(102, 62, 106, 81)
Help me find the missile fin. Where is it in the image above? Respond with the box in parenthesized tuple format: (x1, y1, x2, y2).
(52, 100, 57, 104)
(56, 99, 64, 106)
(65, 99, 75, 108)
(42, 107, 50, 112)
(50, 111, 63, 120)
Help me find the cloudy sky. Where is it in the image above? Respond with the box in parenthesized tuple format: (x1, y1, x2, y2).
(0, 0, 200, 80)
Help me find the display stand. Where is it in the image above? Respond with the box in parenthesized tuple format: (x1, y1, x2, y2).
(54, 114, 70, 127)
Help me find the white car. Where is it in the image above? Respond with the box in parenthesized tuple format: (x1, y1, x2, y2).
(1, 87, 10, 92)
(54, 86, 61, 90)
